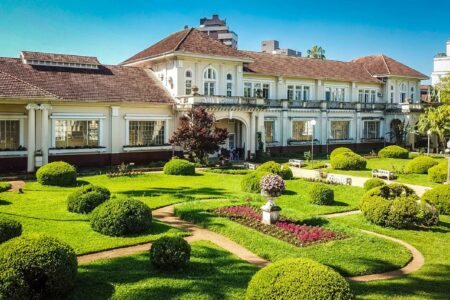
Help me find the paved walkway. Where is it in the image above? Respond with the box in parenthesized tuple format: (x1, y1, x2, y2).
(77, 204, 424, 283)
(290, 167, 431, 196)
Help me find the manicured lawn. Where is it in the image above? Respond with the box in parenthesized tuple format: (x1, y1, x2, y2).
(67, 241, 258, 300)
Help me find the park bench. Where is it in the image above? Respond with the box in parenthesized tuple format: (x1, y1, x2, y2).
(288, 159, 304, 168)
(244, 162, 259, 170)
(372, 169, 395, 180)
(327, 174, 352, 185)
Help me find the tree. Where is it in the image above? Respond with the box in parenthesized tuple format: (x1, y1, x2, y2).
(389, 119, 412, 147)
(417, 105, 450, 150)
(307, 45, 326, 59)
(170, 106, 228, 163)
(435, 76, 450, 103)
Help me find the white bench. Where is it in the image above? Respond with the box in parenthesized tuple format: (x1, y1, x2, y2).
(372, 169, 395, 180)
(327, 174, 352, 185)
(288, 159, 304, 168)
(244, 162, 259, 170)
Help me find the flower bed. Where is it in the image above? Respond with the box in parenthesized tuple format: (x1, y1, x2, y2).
(214, 205, 342, 247)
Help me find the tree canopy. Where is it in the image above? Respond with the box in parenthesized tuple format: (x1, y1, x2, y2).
(435, 76, 450, 104)
(417, 105, 450, 150)
(307, 45, 326, 59)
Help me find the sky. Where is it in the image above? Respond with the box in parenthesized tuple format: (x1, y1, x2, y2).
(0, 0, 449, 83)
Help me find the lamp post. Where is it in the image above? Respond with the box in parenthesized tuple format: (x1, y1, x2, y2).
(311, 119, 317, 166)
(427, 129, 432, 156)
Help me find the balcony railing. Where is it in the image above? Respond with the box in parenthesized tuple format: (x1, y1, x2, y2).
(289, 100, 322, 108)
(176, 96, 265, 107)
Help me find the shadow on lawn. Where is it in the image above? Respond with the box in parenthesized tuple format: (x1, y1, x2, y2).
(0, 199, 11, 205)
(0, 211, 86, 222)
(67, 244, 257, 300)
(119, 186, 228, 200)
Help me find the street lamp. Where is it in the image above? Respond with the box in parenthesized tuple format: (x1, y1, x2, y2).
(427, 129, 432, 156)
(311, 119, 317, 166)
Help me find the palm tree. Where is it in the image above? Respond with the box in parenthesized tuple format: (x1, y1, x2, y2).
(307, 45, 326, 59)
(417, 105, 450, 150)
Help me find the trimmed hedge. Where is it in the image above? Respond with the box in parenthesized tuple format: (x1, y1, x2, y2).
(363, 178, 386, 191)
(36, 161, 77, 186)
(421, 184, 450, 215)
(0, 217, 22, 244)
(67, 184, 111, 214)
(331, 152, 367, 170)
(405, 156, 438, 174)
(0, 234, 77, 299)
(428, 160, 448, 183)
(246, 258, 354, 300)
(90, 199, 152, 236)
(360, 184, 439, 228)
(309, 183, 334, 205)
(241, 171, 270, 193)
(330, 147, 353, 160)
(378, 145, 409, 159)
(0, 182, 11, 193)
(163, 159, 195, 175)
(150, 236, 191, 270)
(280, 163, 294, 180)
(256, 161, 293, 180)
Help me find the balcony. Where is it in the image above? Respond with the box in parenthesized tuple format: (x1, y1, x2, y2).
(289, 101, 322, 109)
(176, 96, 266, 109)
(359, 103, 386, 111)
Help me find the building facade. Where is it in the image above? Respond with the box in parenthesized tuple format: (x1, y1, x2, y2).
(0, 26, 430, 173)
(432, 39, 450, 85)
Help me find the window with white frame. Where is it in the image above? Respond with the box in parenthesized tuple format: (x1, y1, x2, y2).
(264, 120, 275, 143)
(287, 85, 311, 101)
(185, 70, 192, 95)
(292, 120, 312, 141)
(203, 67, 216, 96)
(128, 120, 165, 146)
(410, 86, 415, 101)
(363, 120, 380, 139)
(262, 83, 270, 99)
(390, 85, 394, 103)
(331, 121, 350, 140)
(54, 120, 99, 148)
(400, 82, 407, 102)
(226, 73, 232, 97)
(325, 87, 332, 101)
(253, 82, 262, 97)
(0, 120, 20, 150)
(370, 90, 376, 103)
(243, 82, 270, 98)
(326, 87, 345, 101)
(244, 82, 252, 97)
(358, 89, 376, 103)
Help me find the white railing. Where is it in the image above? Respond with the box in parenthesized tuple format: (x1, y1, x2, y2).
(176, 96, 265, 106)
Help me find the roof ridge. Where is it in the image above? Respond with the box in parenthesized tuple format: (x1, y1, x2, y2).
(380, 54, 391, 75)
(174, 28, 194, 52)
(0, 69, 59, 99)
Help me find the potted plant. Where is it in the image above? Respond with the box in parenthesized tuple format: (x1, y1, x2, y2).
(192, 85, 199, 95)
(260, 174, 284, 224)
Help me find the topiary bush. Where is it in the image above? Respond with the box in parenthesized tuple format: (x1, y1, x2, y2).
(378, 145, 409, 159)
(417, 202, 439, 226)
(331, 152, 367, 170)
(0, 234, 77, 299)
(428, 160, 448, 183)
(0, 182, 11, 192)
(67, 184, 111, 214)
(421, 184, 450, 215)
(90, 198, 152, 236)
(246, 258, 354, 300)
(0, 217, 22, 244)
(241, 171, 269, 193)
(163, 159, 195, 175)
(330, 147, 353, 160)
(363, 178, 386, 191)
(149, 236, 191, 270)
(405, 156, 438, 174)
(309, 183, 334, 205)
(256, 161, 293, 180)
(36, 161, 77, 186)
(280, 163, 294, 180)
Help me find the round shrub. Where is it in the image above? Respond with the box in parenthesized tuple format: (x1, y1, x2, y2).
(67, 184, 111, 214)
(36, 161, 77, 186)
(246, 258, 354, 300)
(330, 147, 353, 160)
(386, 196, 420, 229)
(405, 156, 438, 174)
(378, 145, 409, 159)
(0, 182, 11, 192)
(428, 160, 448, 183)
(163, 159, 195, 175)
(257, 161, 293, 180)
(90, 199, 152, 236)
(241, 171, 269, 193)
(0, 234, 77, 299)
(417, 202, 439, 226)
(280, 163, 294, 180)
(150, 236, 191, 270)
(363, 178, 386, 191)
(0, 217, 22, 244)
(0, 268, 29, 300)
(309, 183, 334, 205)
(331, 152, 367, 170)
(421, 185, 450, 215)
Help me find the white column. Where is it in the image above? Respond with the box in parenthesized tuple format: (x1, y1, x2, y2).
(40, 104, 52, 165)
(26, 104, 38, 172)
(258, 111, 266, 151)
(281, 110, 288, 146)
(250, 112, 256, 155)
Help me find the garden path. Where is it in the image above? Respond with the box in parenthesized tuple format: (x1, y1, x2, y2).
(77, 204, 424, 282)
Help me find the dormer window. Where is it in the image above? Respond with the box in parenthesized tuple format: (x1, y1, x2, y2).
(21, 51, 100, 69)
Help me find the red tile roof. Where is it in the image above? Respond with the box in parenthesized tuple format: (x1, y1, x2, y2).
(0, 57, 173, 103)
(123, 28, 250, 64)
(243, 51, 381, 84)
(21, 51, 100, 65)
(352, 55, 428, 79)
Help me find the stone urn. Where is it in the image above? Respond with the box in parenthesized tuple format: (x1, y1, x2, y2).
(260, 174, 285, 225)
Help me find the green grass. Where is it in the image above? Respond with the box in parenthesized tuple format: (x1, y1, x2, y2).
(174, 200, 411, 277)
(67, 241, 258, 300)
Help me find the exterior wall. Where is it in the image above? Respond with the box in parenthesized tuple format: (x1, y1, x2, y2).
(385, 77, 421, 103)
(432, 40, 450, 85)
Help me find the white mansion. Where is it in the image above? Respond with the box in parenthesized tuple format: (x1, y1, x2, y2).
(0, 26, 430, 173)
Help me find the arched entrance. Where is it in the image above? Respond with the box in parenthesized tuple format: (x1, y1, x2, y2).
(215, 117, 248, 161)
